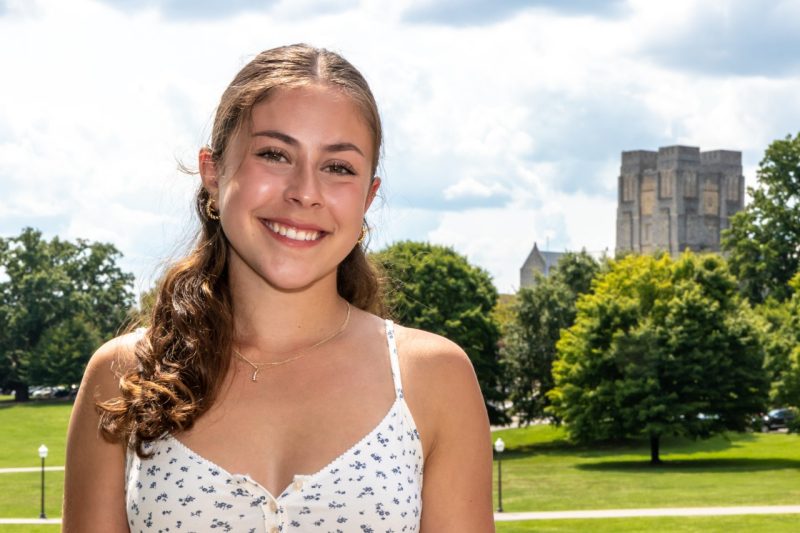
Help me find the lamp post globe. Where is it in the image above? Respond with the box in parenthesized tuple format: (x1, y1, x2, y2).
(494, 437, 505, 513)
(494, 438, 505, 454)
(38, 444, 48, 519)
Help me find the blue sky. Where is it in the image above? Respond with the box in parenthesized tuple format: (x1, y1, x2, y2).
(1, 0, 800, 294)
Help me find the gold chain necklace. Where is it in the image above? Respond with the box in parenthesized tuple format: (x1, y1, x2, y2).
(233, 302, 351, 382)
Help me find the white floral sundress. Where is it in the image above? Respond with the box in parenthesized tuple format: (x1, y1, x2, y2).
(125, 320, 423, 533)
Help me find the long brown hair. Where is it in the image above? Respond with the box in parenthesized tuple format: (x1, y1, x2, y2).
(99, 44, 385, 456)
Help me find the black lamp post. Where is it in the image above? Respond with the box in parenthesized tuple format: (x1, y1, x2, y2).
(494, 437, 505, 513)
(38, 444, 48, 519)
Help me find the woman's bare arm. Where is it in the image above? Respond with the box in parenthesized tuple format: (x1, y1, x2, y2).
(62, 334, 138, 532)
(402, 330, 495, 532)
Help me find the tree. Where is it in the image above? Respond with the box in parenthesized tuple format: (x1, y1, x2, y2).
(548, 253, 768, 464)
(756, 273, 800, 412)
(372, 241, 506, 424)
(0, 228, 134, 400)
(500, 252, 600, 425)
(723, 132, 800, 303)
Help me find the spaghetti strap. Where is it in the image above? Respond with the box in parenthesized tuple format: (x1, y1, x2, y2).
(385, 320, 404, 400)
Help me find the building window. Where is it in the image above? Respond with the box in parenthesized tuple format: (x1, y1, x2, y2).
(684, 172, 697, 198)
(659, 172, 673, 198)
(703, 181, 719, 215)
(727, 175, 740, 202)
(622, 175, 635, 202)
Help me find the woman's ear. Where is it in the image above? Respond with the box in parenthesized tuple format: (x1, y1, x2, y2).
(365, 176, 381, 211)
(199, 147, 219, 198)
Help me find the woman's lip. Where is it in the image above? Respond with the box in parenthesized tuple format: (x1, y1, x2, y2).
(260, 219, 327, 246)
(260, 217, 327, 233)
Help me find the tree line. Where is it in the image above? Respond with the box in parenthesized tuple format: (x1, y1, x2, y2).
(3, 133, 799, 465)
(0, 228, 134, 401)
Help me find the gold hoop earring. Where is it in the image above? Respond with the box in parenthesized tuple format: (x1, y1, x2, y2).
(205, 197, 220, 221)
(357, 222, 369, 246)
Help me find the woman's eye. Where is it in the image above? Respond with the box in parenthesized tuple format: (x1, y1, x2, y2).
(258, 149, 287, 163)
(327, 162, 355, 175)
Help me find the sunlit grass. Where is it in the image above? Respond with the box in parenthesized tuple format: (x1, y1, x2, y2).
(490, 425, 800, 511)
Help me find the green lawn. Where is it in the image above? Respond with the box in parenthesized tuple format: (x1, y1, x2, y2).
(490, 425, 800, 512)
(0, 400, 72, 468)
(1, 401, 799, 531)
(0, 527, 60, 533)
(494, 515, 800, 532)
(0, 400, 72, 520)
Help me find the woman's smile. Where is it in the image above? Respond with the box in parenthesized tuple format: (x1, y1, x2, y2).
(261, 218, 327, 245)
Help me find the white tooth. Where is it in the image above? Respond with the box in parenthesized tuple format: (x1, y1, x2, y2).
(278, 225, 288, 236)
(306, 232, 317, 241)
(296, 230, 308, 240)
(287, 228, 298, 239)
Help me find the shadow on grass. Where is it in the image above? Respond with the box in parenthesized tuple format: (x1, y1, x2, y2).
(0, 399, 75, 410)
(577, 457, 800, 473)
(503, 432, 762, 461)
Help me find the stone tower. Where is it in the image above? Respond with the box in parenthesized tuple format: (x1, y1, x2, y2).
(615, 145, 744, 255)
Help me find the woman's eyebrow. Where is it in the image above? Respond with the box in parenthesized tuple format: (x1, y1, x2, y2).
(253, 129, 297, 145)
(253, 130, 365, 158)
(325, 142, 365, 158)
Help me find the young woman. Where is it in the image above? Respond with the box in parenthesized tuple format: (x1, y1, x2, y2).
(63, 44, 494, 532)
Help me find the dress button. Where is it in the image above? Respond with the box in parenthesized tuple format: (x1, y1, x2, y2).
(269, 528, 279, 533)
(268, 500, 278, 513)
(293, 479, 303, 490)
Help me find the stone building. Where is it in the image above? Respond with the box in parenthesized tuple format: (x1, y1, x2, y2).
(519, 242, 565, 288)
(615, 145, 744, 255)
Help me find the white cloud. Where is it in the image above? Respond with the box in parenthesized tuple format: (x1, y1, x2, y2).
(443, 178, 510, 201)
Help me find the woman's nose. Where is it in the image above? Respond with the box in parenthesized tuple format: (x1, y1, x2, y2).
(284, 161, 324, 208)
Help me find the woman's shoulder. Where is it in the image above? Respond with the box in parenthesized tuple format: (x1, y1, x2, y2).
(391, 323, 478, 404)
(390, 323, 486, 451)
(81, 329, 145, 400)
(391, 323, 471, 370)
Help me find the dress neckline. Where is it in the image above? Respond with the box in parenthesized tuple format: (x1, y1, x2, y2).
(163, 395, 404, 501)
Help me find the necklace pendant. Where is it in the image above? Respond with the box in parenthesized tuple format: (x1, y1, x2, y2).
(251, 368, 260, 382)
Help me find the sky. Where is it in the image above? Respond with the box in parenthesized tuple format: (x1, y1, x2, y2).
(2, 0, 800, 295)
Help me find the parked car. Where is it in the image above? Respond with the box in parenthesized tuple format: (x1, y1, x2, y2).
(763, 408, 798, 431)
(29, 386, 54, 399)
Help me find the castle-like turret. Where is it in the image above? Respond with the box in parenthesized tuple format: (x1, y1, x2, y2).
(616, 145, 744, 255)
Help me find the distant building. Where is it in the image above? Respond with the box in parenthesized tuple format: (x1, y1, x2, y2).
(615, 145, 744, 255)
(520, 242, 565, 288)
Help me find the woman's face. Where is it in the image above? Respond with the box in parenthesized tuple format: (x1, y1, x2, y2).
(201, 84, 380, 293)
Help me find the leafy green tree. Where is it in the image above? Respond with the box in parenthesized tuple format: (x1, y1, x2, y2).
(0, 228, 134, 400)
(549, 253, 768, 464)
(491, 293, 517, 338)
(372, 241, 506, 424)
(723, 132, 800, 303)
(501, 252, 600, 425)
(757, 274, 800, 411)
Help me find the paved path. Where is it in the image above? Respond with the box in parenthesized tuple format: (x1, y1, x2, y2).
(493, 505, 800, 521)
(0, 518, 62, 524)
(2, 505, 799, 525)
(0, 466, 64, 473)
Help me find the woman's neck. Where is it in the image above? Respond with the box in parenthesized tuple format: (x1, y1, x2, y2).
(227, 261, 348, 359)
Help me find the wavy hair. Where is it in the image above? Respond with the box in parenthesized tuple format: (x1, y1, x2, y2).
(98, 44, 385, 456)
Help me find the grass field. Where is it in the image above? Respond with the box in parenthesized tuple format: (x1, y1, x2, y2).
(0, 400, 72, 468)
(1, 400, 799, 531)
(490, 424, 800, 512)
(495, 515, 800, 532)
